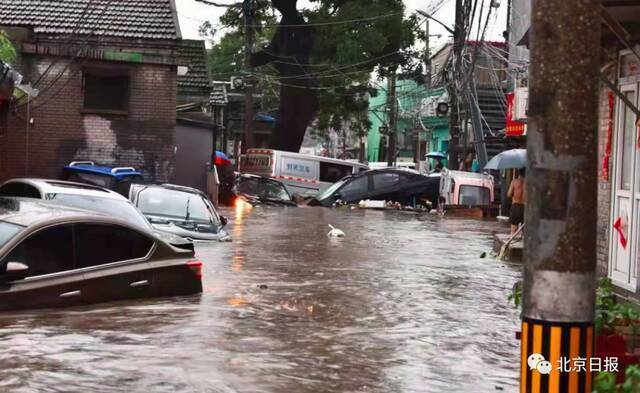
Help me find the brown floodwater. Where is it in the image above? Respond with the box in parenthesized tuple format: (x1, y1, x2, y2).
(0, 205, 522, 393)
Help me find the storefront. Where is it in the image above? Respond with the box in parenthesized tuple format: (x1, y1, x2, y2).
(608, 49, 640, 292)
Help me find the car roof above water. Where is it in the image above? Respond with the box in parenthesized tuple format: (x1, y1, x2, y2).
(3, 179, 128, 201)
(63, 162, 142, 180)
(360, 167, 426, 176)
(0, 197, 110, 227)
(132, 183, 205, 197)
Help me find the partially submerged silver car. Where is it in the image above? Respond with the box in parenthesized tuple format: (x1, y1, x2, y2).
(0, 179, 194, 250)
(129, 184, 231, 242)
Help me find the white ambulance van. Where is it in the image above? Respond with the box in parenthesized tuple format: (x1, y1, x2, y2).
(240, 149, 369, 197)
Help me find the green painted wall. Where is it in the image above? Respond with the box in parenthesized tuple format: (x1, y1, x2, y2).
(367, 80, 450, 164)
(367, 88, 387, 162)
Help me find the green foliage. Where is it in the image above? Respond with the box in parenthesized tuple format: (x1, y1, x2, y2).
(508, 280, 522, 309)
(201, 0, 419, 143)
(208, 31, 245, 78)
(0, 30, 16, 64)
(507, 277, 640, 336)
(306, 0, 417, 138)
(594, 371, 618, 393)
(595, 277, 640, 334)
(594, 365, 640, 393)
(597, 277, 619, 333)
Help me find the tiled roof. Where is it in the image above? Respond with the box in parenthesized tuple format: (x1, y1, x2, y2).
(0, 0, 180, 40)
(178, 40, 210, 94)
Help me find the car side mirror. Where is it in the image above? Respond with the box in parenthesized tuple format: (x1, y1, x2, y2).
(4, 262, 29, 281)
(220, 216, 228, 227)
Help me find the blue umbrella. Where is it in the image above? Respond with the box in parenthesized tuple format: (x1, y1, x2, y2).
(484, 149, 527, 170)
(426, 151, 447, 159)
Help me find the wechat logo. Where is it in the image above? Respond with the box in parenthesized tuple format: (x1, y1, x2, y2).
(528, 353, 552, 375)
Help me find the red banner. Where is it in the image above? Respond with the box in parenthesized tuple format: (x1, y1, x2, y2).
(602, 92, 614, 181)
(506, 92, 526, 137)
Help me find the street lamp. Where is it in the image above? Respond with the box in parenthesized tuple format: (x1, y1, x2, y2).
(416, 10, 454, 90)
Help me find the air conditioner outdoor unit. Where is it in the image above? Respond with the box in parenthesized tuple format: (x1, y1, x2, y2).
(230, 76, 244, 90)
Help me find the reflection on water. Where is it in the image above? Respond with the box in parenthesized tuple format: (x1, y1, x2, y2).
(0, 206, 521, 393)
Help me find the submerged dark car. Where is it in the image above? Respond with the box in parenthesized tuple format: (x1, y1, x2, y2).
(0, 198, 203, 311)
(233, 174, 297, 206)
(308, 168, 441, 207)
(129, 184, 231, 242)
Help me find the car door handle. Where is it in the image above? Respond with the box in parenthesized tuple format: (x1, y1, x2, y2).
(130, 280, 149, 288)
(59, 290, 81, 299)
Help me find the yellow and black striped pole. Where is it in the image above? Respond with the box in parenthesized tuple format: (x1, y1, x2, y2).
(522, 0, 600, 392)
(520, 320, 594, 393)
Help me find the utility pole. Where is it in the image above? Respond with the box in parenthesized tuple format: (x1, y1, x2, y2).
(414, 19, 431, 171)
(520, 1, 599, 393)
(425, 19, 432, 90)
(243, 0, 254, 151)
(387, 72, 397, 167)
(448, 0, 463, 170)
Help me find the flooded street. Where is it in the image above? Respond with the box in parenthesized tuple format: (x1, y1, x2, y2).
(0, 206, 521, 393)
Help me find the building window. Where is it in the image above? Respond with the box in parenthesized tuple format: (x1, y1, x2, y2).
(83, 68, 129, 113)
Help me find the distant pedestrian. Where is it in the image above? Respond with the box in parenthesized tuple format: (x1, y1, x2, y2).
(471, 157, 480, 173)
(434, 158, 444, 173)
(508, 168, 526, 234)
(459, 152, 475, 172)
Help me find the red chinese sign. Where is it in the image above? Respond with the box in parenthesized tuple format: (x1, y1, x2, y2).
(506, 92, 526, 137)
(602, 92, 614, 181)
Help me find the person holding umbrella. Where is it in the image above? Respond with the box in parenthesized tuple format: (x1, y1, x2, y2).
(484, 149, 528, 234)
(426, 151, 446, 173)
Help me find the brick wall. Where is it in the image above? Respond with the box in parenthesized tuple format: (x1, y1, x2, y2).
(597, 70, 614, 278)
(0, 55, 177, 183)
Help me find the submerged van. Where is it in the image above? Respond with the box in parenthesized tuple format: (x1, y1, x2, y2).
(439, 169, 494, 206)
(239, 149, 369, 197)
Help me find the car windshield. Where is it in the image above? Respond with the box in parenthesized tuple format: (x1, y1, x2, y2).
(315, 178, 350, 200)
(45, 193, 151, 229)
(0, 221, 23, 249)
(459, 185, 491, 205)
(136, 188, 219, 224)
(236, 177, 291, 201)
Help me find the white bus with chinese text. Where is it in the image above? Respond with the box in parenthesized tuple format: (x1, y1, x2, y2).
(239, 149, 369, 197)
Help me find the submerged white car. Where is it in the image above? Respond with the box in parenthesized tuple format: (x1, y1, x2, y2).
(129, 183, 231, 242)
(0, 179, 193, 249)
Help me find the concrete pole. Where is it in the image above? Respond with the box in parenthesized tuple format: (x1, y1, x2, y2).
(448, 0, 463, 170)
(243, 0, 255, 151)
(520, 0, 600, 391)
(387, 72, 397, 167)
(425, 19, 431, 90)
(415, 19, 431, 170)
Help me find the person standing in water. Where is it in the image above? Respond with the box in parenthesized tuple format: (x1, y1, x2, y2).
(507, 168, 526, 234)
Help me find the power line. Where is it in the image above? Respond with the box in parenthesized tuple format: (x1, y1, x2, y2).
(24, 0, 117, 110)
(187, 4, 404, 28)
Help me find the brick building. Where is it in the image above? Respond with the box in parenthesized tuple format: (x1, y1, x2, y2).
(0, 0, 182, 182)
